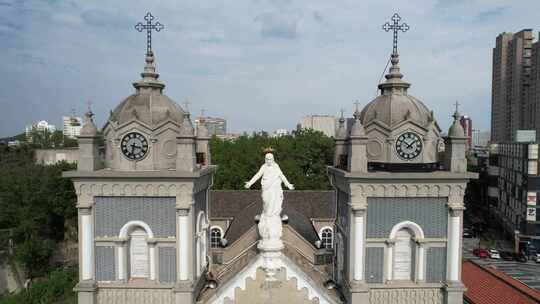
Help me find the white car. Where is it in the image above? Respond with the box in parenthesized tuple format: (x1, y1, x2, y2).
(488, 249, 501, 259)
(534, 253, 540, 263)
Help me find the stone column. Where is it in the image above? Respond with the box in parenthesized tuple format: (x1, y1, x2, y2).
(352, 210, 365, 281)
(447, 209, 462, 282)
(415, 240, 427, 282)
(385, 240, 396, 281)
(76, 207, 97, 304)
(80, 207, 94, 281)
(114, 238, 128, 281)
(349, 208, 369, 304)
(148, 239, 158, 281)
(177, 209, 190, 281)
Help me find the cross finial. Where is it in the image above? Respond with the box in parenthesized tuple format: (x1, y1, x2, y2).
(85, 100, 94, 119)
(382, 13, 409, 56)
(183, 99, 191, 113)
(353, 100, 362, 120)
(452, 101, 461, 120)
(354, 100, 361, 111)
(135, 12, 165, 56)
(453, 101, 460, 113)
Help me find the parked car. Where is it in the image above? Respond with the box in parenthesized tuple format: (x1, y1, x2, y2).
(513, 252, 528, 263)
(533, 253, 540, 263)
(500, 251, 514, 261)
(463, 228, 474, 238)
(473, 248, 489, 258)
(488, 249, 501, 259)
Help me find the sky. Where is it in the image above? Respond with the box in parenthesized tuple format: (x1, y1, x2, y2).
(1, 0, 540, 137)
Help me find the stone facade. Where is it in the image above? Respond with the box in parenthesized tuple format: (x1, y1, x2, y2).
(64, 49, 215, 304)
(328, 50, 476, 304)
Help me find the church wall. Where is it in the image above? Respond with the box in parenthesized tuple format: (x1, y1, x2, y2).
(95, 246, 115, 281)
(366, 197, 447, 238)
(426, 247, 446, 283)
(94, 197, 176, 238)
(365, 247, 384, 283)
(158, 247, 177, 283)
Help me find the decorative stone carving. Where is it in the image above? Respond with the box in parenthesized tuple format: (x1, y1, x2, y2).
(369, 288, 443, 304)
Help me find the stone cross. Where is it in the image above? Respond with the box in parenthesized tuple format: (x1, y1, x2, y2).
(454, 101, 460, 113)
(183, 99, 191, 113)
(135, 12, 165, 55)
(382, 13, 410, 55)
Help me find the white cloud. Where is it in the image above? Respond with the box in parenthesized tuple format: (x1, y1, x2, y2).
(1, 0, 540, 137)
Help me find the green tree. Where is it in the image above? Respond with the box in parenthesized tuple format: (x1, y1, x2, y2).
(0, 146, 77, 278)
(210, 129, 334, 190)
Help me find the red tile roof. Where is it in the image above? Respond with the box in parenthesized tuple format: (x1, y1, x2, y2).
(462, 261, 540, 304)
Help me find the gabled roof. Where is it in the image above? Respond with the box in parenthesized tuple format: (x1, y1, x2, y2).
(462, 261, 540, 304)
(209, 190, 335, 245)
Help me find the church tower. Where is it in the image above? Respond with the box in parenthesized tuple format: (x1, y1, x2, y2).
(65, 13, 215, 304)
(328, 14, 476, 304)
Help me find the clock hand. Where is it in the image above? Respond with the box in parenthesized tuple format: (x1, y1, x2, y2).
(404, 140, 414, 149)
(130, 142, 141, 153)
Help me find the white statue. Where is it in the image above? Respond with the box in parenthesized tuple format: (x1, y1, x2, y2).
(245, 152, 294, 277)
(245, 153, 294, 215)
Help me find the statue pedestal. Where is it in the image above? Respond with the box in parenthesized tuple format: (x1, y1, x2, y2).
(258, 242, 283, 281)
(257, 214, 284, 281)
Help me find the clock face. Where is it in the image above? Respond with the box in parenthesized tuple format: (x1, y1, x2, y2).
(395, 132, 422, 160)
(121, 132, 149, 161)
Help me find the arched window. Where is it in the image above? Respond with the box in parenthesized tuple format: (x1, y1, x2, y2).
(129, 227, 149, 279)
(210, 227, 223, 248)
(320, 227, 333, 249)
(118, 221, 156, 281)
(393, 228, 414, 280)
(387, 221, 425, 282)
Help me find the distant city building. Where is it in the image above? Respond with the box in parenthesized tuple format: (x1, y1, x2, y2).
(486, 142, 540, 253)
(34, 148, 79, 165)
(7, 140, 20, 147)
(25, 120, 56, 139)
(297, 115, 336, 137)
(460, 115, 473, 149)
(63, 116, 82, 138)
(272, 129, 289, 137)
(491, 29, 538, 143)
(195, 116, 226, 136)
(472, 131, 490, 147)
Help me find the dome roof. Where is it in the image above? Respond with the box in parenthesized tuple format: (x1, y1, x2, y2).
(360, 94, 432, 128)
(108, 51, 185, 127)
(359, 54, 433, 129)
(110, 93, 184, 126)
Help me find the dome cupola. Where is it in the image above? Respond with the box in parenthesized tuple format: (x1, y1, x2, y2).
(355, 53, 442, 170)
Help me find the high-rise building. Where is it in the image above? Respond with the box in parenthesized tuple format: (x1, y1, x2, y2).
(532, 33, 540, 141)
(491, 30, 534, 143)
(63, 115, 83, 138)
(298, 115, 336, 137)
(486, 143, 540, 253)
(25, 120, 56, 138)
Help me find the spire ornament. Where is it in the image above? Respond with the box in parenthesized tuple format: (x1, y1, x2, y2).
(135, 12, 165, 56)
(382, 13, 410, 56)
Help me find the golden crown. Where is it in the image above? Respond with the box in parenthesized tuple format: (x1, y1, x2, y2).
(262, 147, 275, 154)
